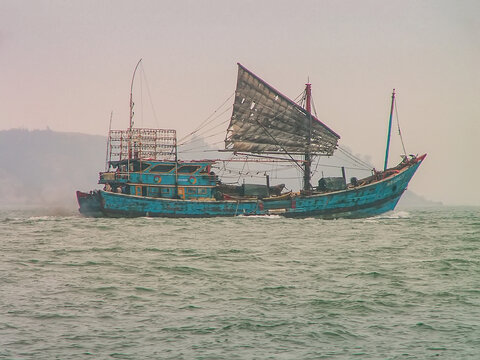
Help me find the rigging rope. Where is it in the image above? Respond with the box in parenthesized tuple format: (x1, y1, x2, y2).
(298, 86, 376, 171)
(178, 93, 234, 144)
(311, 94, 319, 118)
(394, 99, 408, 157)
(181, 88, 306, 153)
(179, 131, 227, 153)
(336, 146, 373, 170)
(179, 113, 231, 146)
(139, 63, 160, 128)
(298, 88, 373, 172)
(176, 81, 380, 187)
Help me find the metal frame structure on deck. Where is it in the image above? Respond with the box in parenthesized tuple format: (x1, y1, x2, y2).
(108, 128, 177, 162)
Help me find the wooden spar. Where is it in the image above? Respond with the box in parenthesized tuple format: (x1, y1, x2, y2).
(384, 89, 396, 171)
(303, 82, 312, 191)
(220, 153, 307, 163)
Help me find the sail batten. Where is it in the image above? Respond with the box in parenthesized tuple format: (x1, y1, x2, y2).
(225, 63, 340, 155)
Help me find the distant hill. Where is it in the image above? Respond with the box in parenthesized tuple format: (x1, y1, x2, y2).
(397, 189, 442, 209)
(0, 129, 438, 211)
(0, 129, 106, 209)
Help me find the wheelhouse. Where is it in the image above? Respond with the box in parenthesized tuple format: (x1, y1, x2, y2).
(99, 159, 218, 200)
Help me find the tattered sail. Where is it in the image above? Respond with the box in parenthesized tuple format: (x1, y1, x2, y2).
(225, 63, 340, 155)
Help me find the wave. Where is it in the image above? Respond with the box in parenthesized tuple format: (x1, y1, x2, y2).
(238, 214, 282, 219)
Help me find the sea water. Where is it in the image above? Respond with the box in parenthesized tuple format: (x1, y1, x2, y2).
(0, 207, 479, 359)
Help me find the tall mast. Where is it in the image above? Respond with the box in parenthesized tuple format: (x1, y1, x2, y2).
(128, 58, 142, 160)
(129, 59, 142, 130)
(105, 111, 113, 171)
(303, 82, 312, 192)
(383, 89, 395, 171)
(174, 136, 179, 198)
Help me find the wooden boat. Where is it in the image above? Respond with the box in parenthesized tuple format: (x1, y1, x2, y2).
(77, 62, 425, 218)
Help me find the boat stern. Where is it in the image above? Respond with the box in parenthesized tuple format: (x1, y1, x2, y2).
(76, 190, 103, 217)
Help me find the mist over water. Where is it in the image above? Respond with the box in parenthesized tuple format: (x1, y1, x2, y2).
(1, 207, 479, 359)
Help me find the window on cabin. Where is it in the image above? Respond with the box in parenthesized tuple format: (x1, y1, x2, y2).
(178, 165, 200, 174)
(133, 162, 150, 172)
(198, 188, 207, 195)
(199, 165, 211, 174)
(150, 164, 175, 173)
(161, 188, 171, 194)
(186, 188, 197, 195)
(148, 187, 159, 195)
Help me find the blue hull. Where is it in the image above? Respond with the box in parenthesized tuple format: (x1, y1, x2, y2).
(78, 157, 424, 219)
(282, 159, 423, 219)
(99, 192, 262, 218)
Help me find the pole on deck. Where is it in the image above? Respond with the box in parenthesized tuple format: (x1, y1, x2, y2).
(303, 83, 312, 192)
(384, 89, 396, 171)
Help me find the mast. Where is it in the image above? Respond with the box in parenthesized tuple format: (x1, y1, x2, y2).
(128, 58, 142, 160)
(129, 59, 142, 131)
(174, 137, 179, 198)
(303, 82, 312, 192)
(384, 89, 395, 171)
(105, 111, 113, 171)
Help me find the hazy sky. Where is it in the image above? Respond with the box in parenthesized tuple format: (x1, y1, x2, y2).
(1, 0, 479, 205)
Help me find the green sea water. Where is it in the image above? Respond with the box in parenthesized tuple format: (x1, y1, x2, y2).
(1, 207, 479, 359)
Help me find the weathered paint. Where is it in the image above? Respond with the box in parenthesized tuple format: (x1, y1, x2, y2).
(282, 158, 422, 219)
(76, 191, 103, 217)
(99, 160, 218, 200)
(78, 157, 424, 219)
(99, 191, 263, 218)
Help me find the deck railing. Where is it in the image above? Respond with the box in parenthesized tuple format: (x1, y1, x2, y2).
(99, 171, 130, 182)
